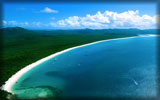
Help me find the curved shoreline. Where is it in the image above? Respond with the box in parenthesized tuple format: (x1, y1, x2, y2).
(1, 34, 157, 94)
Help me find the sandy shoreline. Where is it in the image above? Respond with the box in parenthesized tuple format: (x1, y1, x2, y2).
(1, 34, 157, 94)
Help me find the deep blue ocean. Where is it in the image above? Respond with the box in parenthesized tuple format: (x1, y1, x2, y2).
(12, 36, 158, 99)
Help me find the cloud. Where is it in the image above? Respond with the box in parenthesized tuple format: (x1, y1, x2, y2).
(31, 22, 50, 28)
(32, 22, 41, 26)
(50, 17, 55, 20)
(2, 20, 7, 24)
(56, 10, 157, 29)
(22, 22, 29, 26)
(8, 21, 17, 25)
(3, 10, 158, 29)
(49, 22, 56, 27)
(4, 21, 29, 27)
(41, 7, 58, 13)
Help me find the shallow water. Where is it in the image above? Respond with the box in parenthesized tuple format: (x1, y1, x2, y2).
(12, 36, 158, 99)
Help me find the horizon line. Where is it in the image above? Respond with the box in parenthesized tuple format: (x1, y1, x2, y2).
(1, 26, 159, 31)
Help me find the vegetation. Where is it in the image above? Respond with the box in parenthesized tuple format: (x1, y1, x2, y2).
(0, 27, 157, 99)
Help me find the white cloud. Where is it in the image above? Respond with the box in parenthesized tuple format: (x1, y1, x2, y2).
(56, 10, 157, 29)
(8, 21, 18, 25)
(32, 22, 45, 27)
(24, 22, 29, 25)
(2, 20, 7, 24)
(31, 22, 50, 27)
(50, 17, 55, 20)
(19, 22, 29, 26)
(41, 7, 58, 13)
(3, 10, 158, 29)
(32, 22, 41, 26)
(3, 21, 30, 27)
(49, 22, 56, 27)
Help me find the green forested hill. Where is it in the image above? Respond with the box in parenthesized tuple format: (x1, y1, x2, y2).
(33, 28, 158, 35)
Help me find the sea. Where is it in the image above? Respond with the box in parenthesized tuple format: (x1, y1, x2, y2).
(11, 36, 158, 99)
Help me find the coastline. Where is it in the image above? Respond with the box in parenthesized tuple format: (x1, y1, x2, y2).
(1, 34, 157, 94)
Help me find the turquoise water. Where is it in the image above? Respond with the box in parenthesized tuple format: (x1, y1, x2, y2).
(12, 36, 158, 99)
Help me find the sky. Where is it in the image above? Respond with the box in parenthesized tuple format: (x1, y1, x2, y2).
(3, 3, 158, 30)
